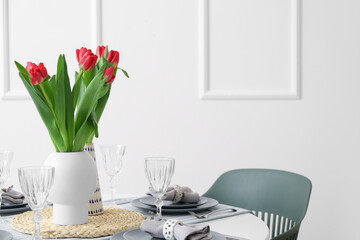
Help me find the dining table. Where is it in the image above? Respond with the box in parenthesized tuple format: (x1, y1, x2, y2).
(0, 196, 270, 240)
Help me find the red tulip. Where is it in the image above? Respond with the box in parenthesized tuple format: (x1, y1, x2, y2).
(107, 50, 120, 68)
(76, 47, 97, 71)
(96, 46, 106, 58)
(26, 62, 48, 85)
(96, 46, 120, 68)
(103, 67, 115, 84)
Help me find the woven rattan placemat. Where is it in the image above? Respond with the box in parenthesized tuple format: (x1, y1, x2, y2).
(10, 207, 144, 238)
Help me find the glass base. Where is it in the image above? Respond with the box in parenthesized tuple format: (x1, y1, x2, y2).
(32, 235, 43, 240)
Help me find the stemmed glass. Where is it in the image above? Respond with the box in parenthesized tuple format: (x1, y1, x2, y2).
(0, 150, 14, 222)
(18, 166, 54, 240)
(100, 144, 126, 206)
(144, 157, 175, 219)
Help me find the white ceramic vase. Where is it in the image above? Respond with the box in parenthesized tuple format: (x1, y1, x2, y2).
(44, 152, 97, 225)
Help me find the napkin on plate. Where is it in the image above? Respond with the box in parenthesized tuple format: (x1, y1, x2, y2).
(140, 217, 210, 240)
(163, 186, 200, 204)
(1, 186, 25, 204)
(148, 185, 201, 204)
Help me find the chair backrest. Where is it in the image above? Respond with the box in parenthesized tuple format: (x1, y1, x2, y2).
(203, 169, 312, 239)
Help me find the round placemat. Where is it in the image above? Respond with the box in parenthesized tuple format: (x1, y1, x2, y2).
(10, 207, 144, 238)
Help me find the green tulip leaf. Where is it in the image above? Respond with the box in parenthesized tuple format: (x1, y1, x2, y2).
(118, 67, 129, 78)
(19, 72, 66, 152)
(49, 75, 56, 92)
(72, 71, 83, 110)
(74, 70, 106, 135)
(54, 55, 74, 151)
(83, 67, 95, 87)
(98, 57, 112, 70)
(54, 55, 67, 145)
(15, 61, 30, 82)
(95, 85, 111, 122)
(42, 80, 54, 109)
(98, 85, 109, 100)
(62, 55, 75, 152)
(90, 110, 99, 138)
(73, 121, 94, 151)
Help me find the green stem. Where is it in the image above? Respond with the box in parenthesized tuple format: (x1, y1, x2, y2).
(77, 70, 84, 83)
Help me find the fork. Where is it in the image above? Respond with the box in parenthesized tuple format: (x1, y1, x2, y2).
(188, 208, 238, 219)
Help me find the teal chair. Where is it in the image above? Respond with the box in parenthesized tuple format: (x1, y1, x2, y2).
(203, 169, 311, 240)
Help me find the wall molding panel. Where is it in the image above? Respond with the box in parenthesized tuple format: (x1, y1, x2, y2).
(1, 0, 102, 101)
(199, 0, 301, 100)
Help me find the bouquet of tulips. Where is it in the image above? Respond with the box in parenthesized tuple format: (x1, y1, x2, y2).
(15, 46, 129, 152)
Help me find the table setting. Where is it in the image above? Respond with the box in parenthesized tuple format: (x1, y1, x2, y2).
(0, 151, 30, 219)
(0, 46, 269, 240)
(0, 186, 29, 215)
(0, 151, 263, 240)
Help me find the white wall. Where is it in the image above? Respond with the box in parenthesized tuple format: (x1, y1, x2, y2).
(1, 0, 359, 239)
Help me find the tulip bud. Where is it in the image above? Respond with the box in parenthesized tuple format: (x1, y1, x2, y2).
(107, 50, 120, 69)
(26, 62, 48, 85)
(76, 47, 98, 71)
(96, 45, 106, 58)
(103, 67, 115, 84)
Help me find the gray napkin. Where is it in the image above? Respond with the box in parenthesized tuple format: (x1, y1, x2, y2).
(1, 187, 24, 204)
(140, 218, 210, 240)
(163, 186, 200, 204)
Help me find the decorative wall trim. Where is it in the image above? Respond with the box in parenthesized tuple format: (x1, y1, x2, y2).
(93, 0, 102, 49)
(1, 0, 15, 100)
(199, 0, 301, 100)
(1, 0, 103, 101)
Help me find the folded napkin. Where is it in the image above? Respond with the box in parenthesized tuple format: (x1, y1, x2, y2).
(1, 186, 24, 204)
(149, 185, 200, 204)
(140, 217, 210, 240)
(164, 185, 200, 204)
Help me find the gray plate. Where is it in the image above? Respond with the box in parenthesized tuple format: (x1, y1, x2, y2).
(111, 228, 226, 240)
(1, 202, 27, 209)
(140, 196, 208, 209)
(0, 205, 30, 214)
(0, 230, 13, 240)
(131, 197, 218, 213)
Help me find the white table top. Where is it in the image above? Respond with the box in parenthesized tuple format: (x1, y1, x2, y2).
(206, 213, 270, 240)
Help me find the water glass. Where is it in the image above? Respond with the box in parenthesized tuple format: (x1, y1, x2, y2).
(0, 150, 14, 222)
(100, 144, 126, 206)
(144, 157, 175, 219)
(18, 166, 54, 240)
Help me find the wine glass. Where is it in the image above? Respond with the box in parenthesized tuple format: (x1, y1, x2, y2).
(0, 150, 14, 222)
(100, 144, 126, 206)
(144, 157, 175, 219)
(18, 166, 54, 240)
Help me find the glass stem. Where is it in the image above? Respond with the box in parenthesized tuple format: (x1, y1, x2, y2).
(110, 176, 116, 206)
(155, 197, 164, 219)
(0, 192, 4, 223)
(33, 210, 42, 240)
